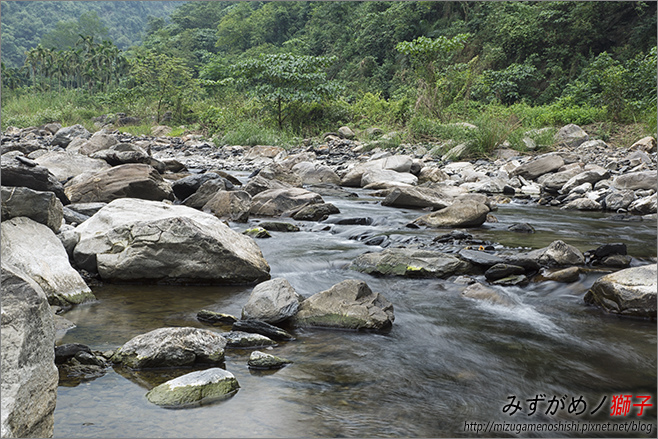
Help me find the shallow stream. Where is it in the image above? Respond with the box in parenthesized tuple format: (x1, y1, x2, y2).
(55, 189, 657, 438)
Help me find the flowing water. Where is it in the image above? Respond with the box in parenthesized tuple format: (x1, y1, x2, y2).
(54, 189, 657, 438)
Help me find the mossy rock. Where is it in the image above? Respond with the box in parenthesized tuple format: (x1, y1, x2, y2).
(145, 368, 239, 407)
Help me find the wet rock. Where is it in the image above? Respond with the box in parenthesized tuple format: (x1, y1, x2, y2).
(242, 278, 304, 324)
(1, 267, 58, 438)
(381, 186, 453, 210)
(351, 248, 471, 278)
(1, 186, 64, 233)
(592, 243, 627, 260)
(111, 327, 227, 369)
(555, 124, 589, 148)
(2, 217, 94, 306)
(293, 279, 394, 331)
(182, 179, 228, 209)
(325, 217, 373, 226)
(64, 163, 174, 203)
(203, 190, 252, 223)
(584, 264, 657, 318)
(508, 223, 535, 233)
(232, 319, 295, 341)
(250, 188, 324, 217)
(171, 172, 222, 200)
(511, 154, 565, 180)
(243, 175, 292, 197)
(259, 222, 300, 232)
(629, 193, 657, 215)
(536, 267, 580, 283)
(248, 351, 292, 369)
(196, 310, 238, 325)
(536, 240, 585, 267)
(292, 202, 340, 221)
(484, 264, 526, 281)
(461, 282, 514, 306)
(457, 249, 505, 267)
(1, 155, 70, 205)
(612, 171, 657, 191)
(413, 198, 490, 228)
(72, 198, 270, 284)
(145, 368, 239, 407)
(491, 274, 529, 286)
(55, 343, 92, 364)
(223, 331, 277, 348)
(600, 254, 632, 268)
(243, 227, 271, 238)
(51, 124, 91, 147)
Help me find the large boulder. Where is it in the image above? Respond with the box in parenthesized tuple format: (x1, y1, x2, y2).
(511, 154, 565, 180)
(34, 151, 111, 182)
(350, 248, 472, 278)
(1, 268, 58, 438)
(172, 173, 222, 200)
(242, 278, 304, 324)
(291, 162, 341, 185)
(413, 198, 490, 228)
(111, 327, 227, 369)
(182, 179, 228, 209)
(584, 264, 657, 318)
(243, 175, 292, 197)
(604, 190, 636, 211)
(292, 279, 394, 331)
(64, 163, 174, 203)
(259, 163, 303, 187)
(1, 186, 63, 233)
(1, 156, 70, 205)
(249, 188, 324, 217)
(340, 155, 413, 187)
(361, 168, 418, 189)
(628, 193, 657, 215)
(382, 186, 452, 209)
(51, 124, 91, 147)
(202, 190, 252, 223)
(612, 171, 658, 191)
(145, 368, 239, 407)
(535, 240, 585, 267)
(72, 198, 270, 284)
(74, 131, 118, 155)
(555, 124, 589, 148)
(1, 217, 94, 306)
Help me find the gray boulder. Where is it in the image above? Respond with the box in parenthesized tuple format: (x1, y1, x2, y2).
(2, 217, 94, 306)
(243, 175, 292, 197)
(561, 198, 602, 211)
(629, 193, 657, 215)
(182, 179, 228, 209)
(381, 186, 453, 210)
(555, 124, 589, 148)
(1, 268, 58, 438)
(250, 188, 324, 217)
(64, 164, 174, 203)
(258, 163, 303, 187)
(75, 131, 118, 155)
(1, 186, 63, 233)
(248, 351, 292, 369)
(350, 248, 471, 278)
(413, 198, 490, 228)
(340, 155, 413, 187)
(461, 282, 514, 306)
(51, 124, 91, 147)
(1, 156, 70, 205)
(34, 151, 111, 182)
(338, 126, 355, 139)
(223, 331, 276, 348)
(242, 278, 304, 324)
(291, 202, 340, 221)
(560, 169, 609, 194)
(202, 190, 252, 223)
(361, 168, 418, 188)
(293, 279, 394, 331)
(72, 198, 270, 284)
(605, 190, 636, 211)
(292, 162, 341, 185)
(584, 264, 657, 318)
(172, 173, 222, 200)
(145, 368, 239, 407)
(111, 327, 227, 369)
(541, 166, 585, 192)
(612, 171, 658, 191)
(537, 240, 585, 266)
(511, 154, 565, 180)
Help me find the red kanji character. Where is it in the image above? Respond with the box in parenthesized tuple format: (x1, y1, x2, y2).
(610, 395, 632, 416)
(503, 395, 523, 416)
(633, 396, 653, 416)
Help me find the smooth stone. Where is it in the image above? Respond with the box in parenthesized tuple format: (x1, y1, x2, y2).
(242, 278, 304, 324)
(223, 331, 277, 348)
(196, 310, 238, 325)
(231, 320, 295, 341)
(259, 222, 300, 232)
(484, 264, 526, 281)
(247, 351, 292, 369)
(584, 264, 657, 318)
(145, 368, 239, 407)
(351, 248, 472, 278)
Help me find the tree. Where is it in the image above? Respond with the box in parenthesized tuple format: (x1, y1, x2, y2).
(232, 53, 341, 129)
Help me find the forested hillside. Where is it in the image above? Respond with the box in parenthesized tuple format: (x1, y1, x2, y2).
(0, 1, 184, 67)
(2, 1, 656, 154)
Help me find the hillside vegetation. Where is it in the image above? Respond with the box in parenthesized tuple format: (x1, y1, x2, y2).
(2, 1, 656, 156)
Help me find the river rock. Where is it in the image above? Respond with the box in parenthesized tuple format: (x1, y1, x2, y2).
(2, 217, 94, 306)
(231, 319, 295, 341)
(560, 169, 609, 194)
(413, 198, 490, 228)
(72, 198, 270, 284)
(604, 190, 636, 211)
(248, 351, 292, 369)
(259, 222, 300, 232)
(541, 166, 585, 192)
(293, 279, 394, 331)
(418, 166, 449, 184)
(172, 173, 222, 200)
(64, 163, 174, 203)
(511, 154, 565, 180)
(340, 155, 413, 186)
(457, 249, 506, 267)
(338, 126, 355, 139)
(584, 264, 657, 318)
(51, 124, 91, 147)
(628, 193, 657, 215)
(291, 202, 339, 221)
(292, 161, 341, 185)
(484, 264, 526, 281)
(34, 151, 111, 182)
(536, 240, 585, 267)
(612, 171, 657, 191)
(203, 190, 252, 222)
(508, 223, 535, 233)
(561, 198, 602, 211)
(145, 368, 239, 407)
(111, 327, 227, 369)
(381, 186, 453, 210)
(351, 248, 471, 278)
(243, 227, 271, 238)
(362, 168, 418, 189)
(461, 282, 514, 306)
(246, 145, 285, 160)
(55, 343, 92, 364)
(250, 188, 324, 217)
(243, 175, 292, 197)
(1, 267, 58, 438)
(555, 124, 589, 148)
(259, 163, 303, 187)
(629, 136, 657, 153)
(537, 267, 581, 283)
(223, 331, 277, 348)
(182, 179, 228, 209)
(196, 310, 238, 325)
(242, 278, 304, 324)
(1, 155, 70, 205)
(1, 186, 64, 233)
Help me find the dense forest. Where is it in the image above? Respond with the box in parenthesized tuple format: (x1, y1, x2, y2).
(2, 1, 656, 155)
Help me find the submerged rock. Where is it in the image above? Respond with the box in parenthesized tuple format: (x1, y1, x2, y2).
(248, 351, 292, 369)
(293, 279, 394, 332)
(584, 264, 657, 318)
(231, 319, 295, 341)
(145, 368, 239, 407)
(351, 248, 472, 278)
(223, 331, 277, 348)
(196, 310, 238, 326)
(461, 282, 514, 306)
(111, 327, 227, 369)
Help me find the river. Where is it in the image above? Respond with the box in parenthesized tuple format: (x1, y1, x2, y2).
(54, 188, 657, 438)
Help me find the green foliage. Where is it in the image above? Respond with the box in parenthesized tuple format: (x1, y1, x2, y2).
(232, 53, 341, 129)
(220, 119, 295, 148)
(39, 11, 108, 50)
(466, 115, 522, 158)
(350, 92, 411, 129)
